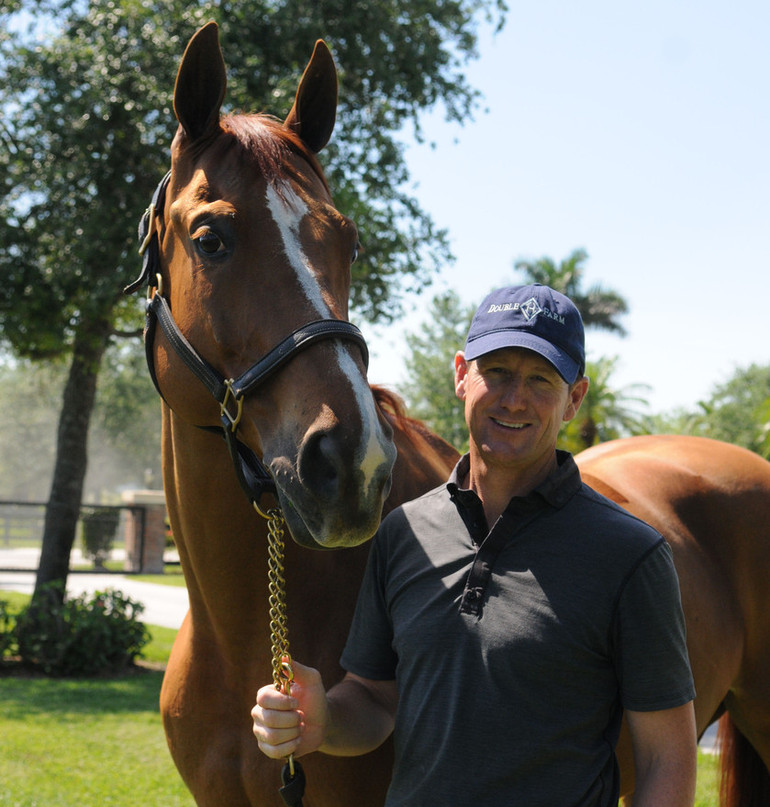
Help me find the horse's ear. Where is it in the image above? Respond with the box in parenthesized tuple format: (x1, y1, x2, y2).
(173, 22, 226, 144)
(284, 40, 338, 153)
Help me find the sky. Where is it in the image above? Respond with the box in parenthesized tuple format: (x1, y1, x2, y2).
(361, 0, 769, 414)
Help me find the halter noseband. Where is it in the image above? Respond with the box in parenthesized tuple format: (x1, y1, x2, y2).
(125, 171, 370, 507)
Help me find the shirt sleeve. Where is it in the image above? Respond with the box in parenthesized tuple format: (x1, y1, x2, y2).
(613, 539, 696, 711)
(340, 525, 399, 681)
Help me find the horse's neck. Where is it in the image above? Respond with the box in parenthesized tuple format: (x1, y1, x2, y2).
(160, 408, 374, 668)
(160, 400, 458, 662)
(161, 409, 273, 649)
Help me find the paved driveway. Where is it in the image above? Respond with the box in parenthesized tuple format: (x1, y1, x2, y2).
(0, 548, 187, 629)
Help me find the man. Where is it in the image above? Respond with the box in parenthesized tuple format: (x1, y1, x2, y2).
(253, 284, 697, 806)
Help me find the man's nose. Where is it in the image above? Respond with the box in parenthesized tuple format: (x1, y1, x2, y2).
(499, 378, 527, 408)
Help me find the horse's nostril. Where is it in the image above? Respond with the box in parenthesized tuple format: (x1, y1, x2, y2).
(298, 431, 341, 500)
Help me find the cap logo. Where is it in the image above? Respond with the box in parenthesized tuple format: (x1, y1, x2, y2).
(486, 297, 565, 324)
(520, 297, 542, 321)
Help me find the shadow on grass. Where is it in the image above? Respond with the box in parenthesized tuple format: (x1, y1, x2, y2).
(0, 666, 165, 718)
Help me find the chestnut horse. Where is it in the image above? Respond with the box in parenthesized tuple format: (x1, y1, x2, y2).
(131, 22, 770, 807)
(126, 22, 458, 807)
(576, 435, 770, 806)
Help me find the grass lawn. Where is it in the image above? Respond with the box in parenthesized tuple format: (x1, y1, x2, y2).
(0, 669, 195, 806)
(1, 588, 722, 806)
(0, 591, 194, 806)
(695, 752, 719, 807)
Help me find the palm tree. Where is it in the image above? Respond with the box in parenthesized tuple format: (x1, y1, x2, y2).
(514, 248, 628, 336)
(560, 356, 651, 452)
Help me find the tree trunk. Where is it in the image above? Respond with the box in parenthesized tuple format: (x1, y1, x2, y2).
(34, 316, 112, 598)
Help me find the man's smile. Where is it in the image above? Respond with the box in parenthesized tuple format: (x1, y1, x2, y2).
(491, 418, 529, 430)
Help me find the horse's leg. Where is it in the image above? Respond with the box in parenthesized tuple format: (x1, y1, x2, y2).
(719, 683, 770, 807)
(716, 510, 770, 807)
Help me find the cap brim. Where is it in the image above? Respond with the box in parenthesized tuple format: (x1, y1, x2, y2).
(464, 331, 580, 384)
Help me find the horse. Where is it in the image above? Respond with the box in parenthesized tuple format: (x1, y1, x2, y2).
(576, 435, 770, 806)
(127, 22, 458, 806)
(132, 22, 770, 807)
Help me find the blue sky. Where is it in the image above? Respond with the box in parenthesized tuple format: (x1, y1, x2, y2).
(362, 0, 769, 414)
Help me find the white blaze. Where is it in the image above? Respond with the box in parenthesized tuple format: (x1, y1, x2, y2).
(266, 183, 388, 492)
(266, 183, 329, 316)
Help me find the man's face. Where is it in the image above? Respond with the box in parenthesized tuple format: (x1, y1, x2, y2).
(454, 347, 587, 476)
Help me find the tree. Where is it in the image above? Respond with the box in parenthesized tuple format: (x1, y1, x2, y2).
(662, 364, 770, 459)
(398, 290, 475, 451)
(559, 356, 650, 452)
(638, 364, 770, 460)
(0, 6, 182, 594)
(0, 358, 62, 500)
(758, 398, 770, 460)
(0, 350, 161, 501)
(514, 247, 629, 336)
(0, 0, 506, 598)
(89, 344, 162, 494)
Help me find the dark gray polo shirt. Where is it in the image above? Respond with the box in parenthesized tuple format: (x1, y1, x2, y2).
(341, 451, 695, 807)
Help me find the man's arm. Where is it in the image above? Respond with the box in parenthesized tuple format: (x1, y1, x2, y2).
(252, 661, 397, 759)
(625, 702, 697, 806)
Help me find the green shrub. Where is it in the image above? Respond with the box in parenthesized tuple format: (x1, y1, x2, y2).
(0, 598, 14, 657)
(80, 506, 120, 569)
(13, 583, 150, 676)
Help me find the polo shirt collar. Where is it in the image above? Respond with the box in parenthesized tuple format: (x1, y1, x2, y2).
(447, 449, 582, 513)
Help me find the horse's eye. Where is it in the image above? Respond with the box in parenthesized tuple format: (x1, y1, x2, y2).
(194, 230, 225, 255)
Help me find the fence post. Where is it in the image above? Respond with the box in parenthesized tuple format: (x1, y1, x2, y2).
(121, 490, 167, 573)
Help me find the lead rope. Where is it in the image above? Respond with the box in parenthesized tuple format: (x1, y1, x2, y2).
(254, 502, 307, 807)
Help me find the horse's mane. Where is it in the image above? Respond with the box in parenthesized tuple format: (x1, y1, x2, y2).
(372, 385, 459, 456)
(220, 114, 331, 194)
(372, 385, 459, 509)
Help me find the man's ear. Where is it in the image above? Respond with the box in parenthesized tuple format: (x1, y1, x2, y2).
(454, 352, 469, 400)
(563, 376, 590, 422)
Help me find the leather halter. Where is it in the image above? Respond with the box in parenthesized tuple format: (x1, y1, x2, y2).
(125, 171, 370, 507)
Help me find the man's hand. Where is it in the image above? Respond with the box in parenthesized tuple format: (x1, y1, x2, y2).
(252, 660, 330, 759)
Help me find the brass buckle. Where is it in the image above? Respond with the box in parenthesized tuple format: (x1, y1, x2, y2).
(220, 378, 244, 431)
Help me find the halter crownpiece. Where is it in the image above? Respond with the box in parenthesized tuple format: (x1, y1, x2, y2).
(125, 172, 370, 512)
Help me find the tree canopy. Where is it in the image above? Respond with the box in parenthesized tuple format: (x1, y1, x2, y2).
(398, 290, 475, 451)
(0, 0, 507, 347)
(0, 0, 506, 593)
(651, 363, 770, 460)
(514, 248, 629, 337)
(559, 356, 650, 452)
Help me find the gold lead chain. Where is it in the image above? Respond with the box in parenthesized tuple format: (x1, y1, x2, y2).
(254, 502, 297, 777)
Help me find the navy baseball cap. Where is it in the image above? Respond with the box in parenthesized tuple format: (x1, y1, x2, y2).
(464, 284, 585, 383)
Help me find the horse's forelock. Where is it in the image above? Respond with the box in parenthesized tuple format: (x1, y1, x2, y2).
(219, 114, 330, 193)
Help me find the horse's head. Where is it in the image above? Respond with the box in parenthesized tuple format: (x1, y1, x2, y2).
(136, 22, 396, 548)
